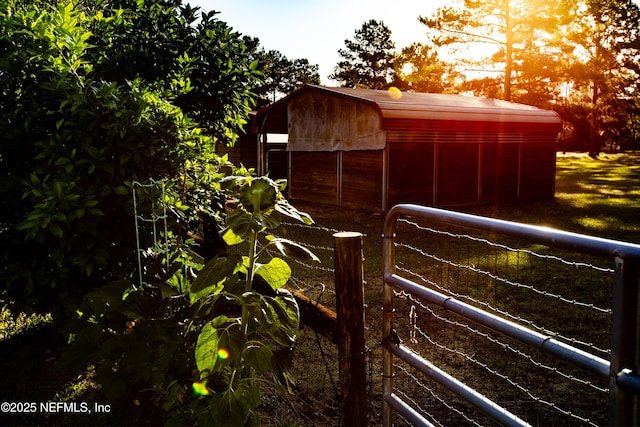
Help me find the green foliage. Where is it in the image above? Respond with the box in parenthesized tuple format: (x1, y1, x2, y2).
(61, 176, 316, 425)
(330, 19, 396, 90)
(0, 0, 259, 314)
(188, 176, 315, 425)
(253, 48, 321, 107)
(419, 0, 563, 102)
(393, 42, 460, 93)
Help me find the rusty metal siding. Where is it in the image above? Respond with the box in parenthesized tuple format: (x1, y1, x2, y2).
(387, 142, 435, 207)
(518, 144, 557, 200)
(385, 128, 557, 207)
(341, 151, 384, 209)
(480, 143, 520, 203)
(289, 151, 339, 205)
(382, 118, 561, 134)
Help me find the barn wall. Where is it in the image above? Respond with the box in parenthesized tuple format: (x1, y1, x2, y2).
(289, 151, 339, 205)
(480, 143, 520, 203)
(387, 142, 434, 207)
(435, 144, 480, 206)
(519, 143, 557, 200)
(386, 127, 557, 209)
(383, 118, 561, 134)
(281, 92, 559, 211)
(341, 151, 383, 209)
(287, 91, 385, 151)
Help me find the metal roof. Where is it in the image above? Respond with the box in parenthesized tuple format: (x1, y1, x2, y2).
(254, 85, 562, 134)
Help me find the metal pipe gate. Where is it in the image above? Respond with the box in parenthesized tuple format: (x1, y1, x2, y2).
(382, 204, 640, 426)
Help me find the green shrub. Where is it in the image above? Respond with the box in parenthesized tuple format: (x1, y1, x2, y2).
(0, 0, 260, 314)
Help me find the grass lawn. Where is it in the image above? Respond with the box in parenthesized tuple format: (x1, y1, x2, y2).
(1, 152, 639, 426)
(552, 152, 640, 240)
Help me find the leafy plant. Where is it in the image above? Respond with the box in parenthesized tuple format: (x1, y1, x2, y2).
(61, 176, 316, 426)
(0, 0, 260, 315)
(189, 176, 316, 425)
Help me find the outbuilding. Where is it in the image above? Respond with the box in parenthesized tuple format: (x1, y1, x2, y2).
(254, 85, 562, 212)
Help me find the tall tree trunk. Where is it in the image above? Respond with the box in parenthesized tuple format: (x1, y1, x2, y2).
(589, 81, 600, 158)
(504, 0, 512, 101)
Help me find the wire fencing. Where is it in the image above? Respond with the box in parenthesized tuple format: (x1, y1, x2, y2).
(274, 221, 340, 311)
(131, 183, 640, 425)
(131, 179, 171, 287)
(383, 204, 640, 426)
(260, 220, 344, 425)
(263, 216, 384, 426)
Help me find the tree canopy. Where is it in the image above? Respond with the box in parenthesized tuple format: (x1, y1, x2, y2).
(0, 0, 260, 313)
(392, 42, 461, 93)
(253, 47, 321, 108)
(1, 2, 322, 423)
(330, 19, 396, 89)
(417, 0, 640, 153)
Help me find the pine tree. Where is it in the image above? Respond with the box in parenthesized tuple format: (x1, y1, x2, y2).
(330, 19, 395, 89)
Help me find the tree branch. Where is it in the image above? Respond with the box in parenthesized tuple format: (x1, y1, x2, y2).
(439, 28, 504, 46)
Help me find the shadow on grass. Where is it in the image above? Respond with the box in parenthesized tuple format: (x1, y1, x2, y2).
(466, 153, 640, 243)
(0, 320, 154, 426)
(0, 323, 99, 426)
(553, 153, 640, 241)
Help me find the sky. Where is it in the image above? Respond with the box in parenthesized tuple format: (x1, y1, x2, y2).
(192, 0, 640, 85)
(192, 0, 448, 84)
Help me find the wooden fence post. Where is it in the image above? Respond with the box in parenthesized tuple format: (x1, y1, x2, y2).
(334, 231, 367, 427)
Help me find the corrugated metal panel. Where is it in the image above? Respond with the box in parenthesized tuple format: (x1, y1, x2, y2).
(289, 152, 339, 205)
(255, 85, 563, 134)
(480, 144, 520, 203)
(519, 144, 556, 200)
(435, 144, 480, 206)
(383, 118, 561, 134)
(341, 151, 383, 209)
(388, 142, 435, 207)
(310, 86, 562, 124)
(386, 130, 558, 145)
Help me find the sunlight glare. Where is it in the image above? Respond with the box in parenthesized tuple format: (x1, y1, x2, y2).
(192, 381, 210, 396)
(388, 86, 402, 99)
(217, 348, 230, 360)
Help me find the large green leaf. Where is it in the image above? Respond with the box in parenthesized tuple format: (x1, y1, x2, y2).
(243, 341, 274, 374)
(195, 316, 244, 375)
(254, 257, 291, 290)
(226, 210, 255, 240)
(256, 210, 282, 230)
(274, 199, 314, 225)
(222, 227, 244, 245)
(270, 291, 300, 332)
(195, 321, 221, 374)
(243, 292, 300, 348)
(209, 382, 260, 427)
(273, 238, 320, 262)
(190, 255, 242, 295)
(226, 209, 281, 240)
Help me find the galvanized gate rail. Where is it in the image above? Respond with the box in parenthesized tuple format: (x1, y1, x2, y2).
(382, 204, 640, 426)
